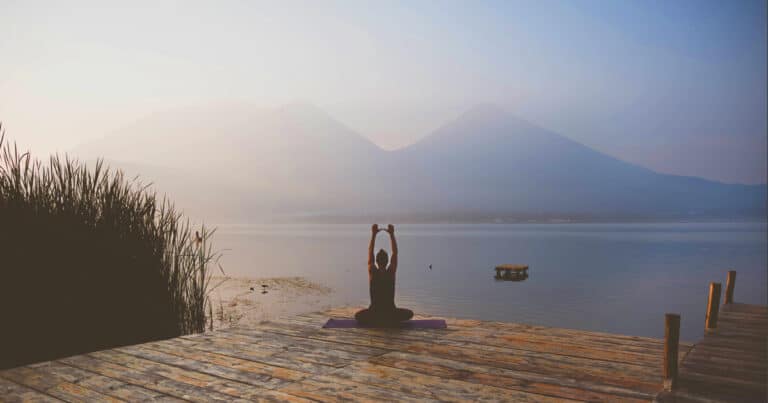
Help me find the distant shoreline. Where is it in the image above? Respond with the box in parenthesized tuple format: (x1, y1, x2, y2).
(212, 216, 768, 226)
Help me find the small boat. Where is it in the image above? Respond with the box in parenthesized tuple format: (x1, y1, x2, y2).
(494, 264, 529, 281)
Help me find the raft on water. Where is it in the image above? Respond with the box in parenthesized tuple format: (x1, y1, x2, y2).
(494, 264, 529, 280)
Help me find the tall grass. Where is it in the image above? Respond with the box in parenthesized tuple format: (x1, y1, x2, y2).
(0, 125, 221, 369)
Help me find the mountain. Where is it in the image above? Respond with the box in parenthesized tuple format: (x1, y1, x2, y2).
(71, 103, 767, 222)
(74, 103, 387, 219)
(387, 105, 766, 218)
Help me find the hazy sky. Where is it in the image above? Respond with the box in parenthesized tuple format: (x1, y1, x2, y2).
(1, 0, 766, 184)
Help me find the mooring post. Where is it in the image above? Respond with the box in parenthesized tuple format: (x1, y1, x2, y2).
(724, 270, 736, 304)
(663, 313, 681, 391)
(705, 282, 722, 330)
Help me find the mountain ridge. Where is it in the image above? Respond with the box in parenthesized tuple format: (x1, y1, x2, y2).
(70, 102, 767, 222)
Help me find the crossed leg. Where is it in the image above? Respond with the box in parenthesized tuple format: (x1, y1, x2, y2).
(355, 307, 414, 326)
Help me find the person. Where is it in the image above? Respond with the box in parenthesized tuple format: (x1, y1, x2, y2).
(354, 224, 414, 326)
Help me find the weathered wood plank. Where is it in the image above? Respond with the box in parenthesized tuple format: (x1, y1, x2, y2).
(170, 337, 351, 370)
(708, 323, 768, 336)
(171, 334, 278, 359)
(279, 314, 584, 363)
(76, 375, 185, 402)
(675, 379, 766, 403)
(682, 346, 767, 368)
(91, 349, 228, 386)
(658, 378, 766, 403)
(721, 303, 768, 315)
(147, 338, 338, 376)
(682, 358, 767, 378)
(718, 317, 768, 327)
(313, 309, 694, 353)
(60, 353, 254, 402)
(150, 338, 318, 379)
(685, 344, 767, 365)
(90, 349, 311, 402)
(287, 311, 678, 367)
(236, 320, 664, 393)
(678, 369, 767, 393)
(329, 361, 578, 402)
(681, 360, 766, 384)
(2, 364, 123, 403)
(452, 329, 689, 368)
(701, 329, 768, 344)
(718, 317, 768, 328)
(175, 330, 385, 368)
(276, 374, 439, 403)
(706, 332, 768, 344)
(323, 307, 695, 348)
(669, 302, 767, 402)
(719, 312, 768, 323)
(117, 343, 299, 389)
(467, 331, 688, 364)
(0, 377, 61, 402)
(44, 382, 123, 403)
(11, 305, 735, 402)
(716, 320, 768, 331)
(184, 328, 387, 356)
(683, 350, 766, 379)
(719, 310, 768, 321)
(260, 317, 665, 380)
(1, 361, 168, 402)
(2, 365, 83, 393)
(370, 350, 653, 402)
(721, 305, 768, 315)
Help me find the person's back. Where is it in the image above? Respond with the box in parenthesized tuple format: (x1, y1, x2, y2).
(355, 224, 413, 325)
(370, 259, 396, 310)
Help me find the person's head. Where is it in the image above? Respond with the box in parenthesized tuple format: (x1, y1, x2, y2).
(376, 248, 389, 268)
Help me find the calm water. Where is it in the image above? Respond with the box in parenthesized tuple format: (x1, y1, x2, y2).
(214, 222, 767, 342)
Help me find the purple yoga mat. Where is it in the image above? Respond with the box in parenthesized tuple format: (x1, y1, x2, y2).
(322, 318, 447, 329)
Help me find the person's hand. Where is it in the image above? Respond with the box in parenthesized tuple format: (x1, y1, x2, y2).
(372, 224, 379, 234)
(386, 224, 395, 234)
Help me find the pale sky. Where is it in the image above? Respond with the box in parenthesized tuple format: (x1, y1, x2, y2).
(1, 0, 766, 184)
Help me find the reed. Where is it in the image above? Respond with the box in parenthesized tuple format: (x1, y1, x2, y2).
(0, 125, 222, 369)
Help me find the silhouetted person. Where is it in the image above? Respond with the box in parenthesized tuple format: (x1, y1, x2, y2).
(355, 224, 414, 326)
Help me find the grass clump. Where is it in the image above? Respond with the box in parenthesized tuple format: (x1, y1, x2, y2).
(0, 126, 221, 369)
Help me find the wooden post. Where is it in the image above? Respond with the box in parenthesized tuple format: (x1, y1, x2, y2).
(705, 282, 722, 330)
(724, 270, 736, 304)
(663, 313, 681, 391)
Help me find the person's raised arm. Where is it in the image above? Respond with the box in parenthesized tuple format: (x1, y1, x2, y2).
(368, 224, 379, 275)
(387, 224, 398, 272)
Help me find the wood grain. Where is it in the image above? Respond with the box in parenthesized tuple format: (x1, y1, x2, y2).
(659, 302, 768, 402)
(7, 304, 764, 402)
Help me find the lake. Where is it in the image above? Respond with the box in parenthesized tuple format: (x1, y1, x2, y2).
(214, 222, 767, 342)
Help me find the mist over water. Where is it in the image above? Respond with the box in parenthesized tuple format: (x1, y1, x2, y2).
(215, 222, 767, 342)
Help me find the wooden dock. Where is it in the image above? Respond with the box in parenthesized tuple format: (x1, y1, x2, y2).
(494, 264, 529, 281)
(1, 307, 696, 402)
(658, 302, 768, 402)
